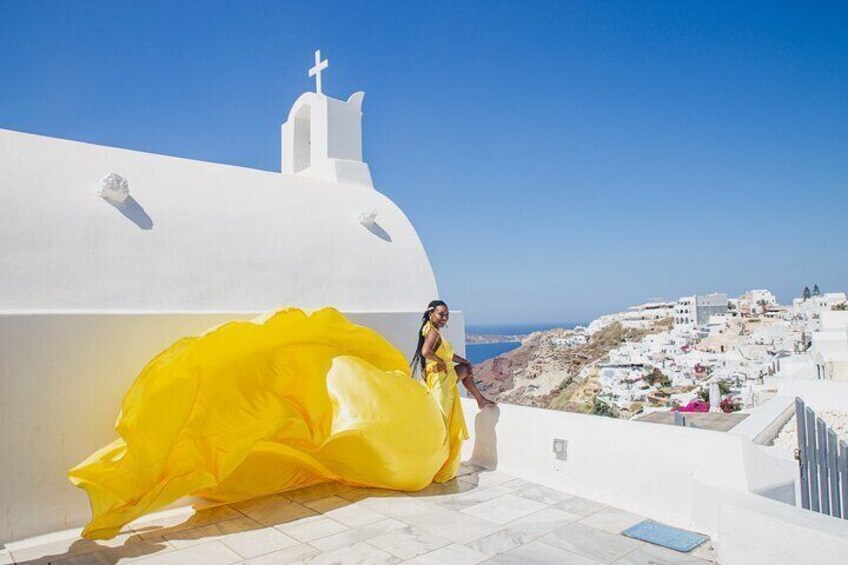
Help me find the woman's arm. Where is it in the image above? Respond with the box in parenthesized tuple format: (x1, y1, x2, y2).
(421, 330, 447, 372)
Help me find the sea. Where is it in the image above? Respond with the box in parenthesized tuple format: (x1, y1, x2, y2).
(465, 321, 585, 364)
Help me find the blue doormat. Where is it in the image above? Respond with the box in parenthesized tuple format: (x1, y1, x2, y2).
(621, 520, 709, 553)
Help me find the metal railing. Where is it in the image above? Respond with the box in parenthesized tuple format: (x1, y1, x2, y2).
(794, 397, 848, 518)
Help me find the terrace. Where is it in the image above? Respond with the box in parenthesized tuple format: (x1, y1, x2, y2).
(2, 464, 716, 565)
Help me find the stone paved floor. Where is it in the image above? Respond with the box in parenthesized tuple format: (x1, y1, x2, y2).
(2, 465, 718, 564)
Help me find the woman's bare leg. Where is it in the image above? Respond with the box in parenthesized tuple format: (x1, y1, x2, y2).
(456, 364, 496, 408)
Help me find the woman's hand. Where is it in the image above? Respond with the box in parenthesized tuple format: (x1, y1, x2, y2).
(436, 361, 448, 372)
(453, 355, 471, 366)
(456, 357, 472, 375)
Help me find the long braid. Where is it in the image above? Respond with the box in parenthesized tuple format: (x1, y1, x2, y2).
(410, 300, 448, 378)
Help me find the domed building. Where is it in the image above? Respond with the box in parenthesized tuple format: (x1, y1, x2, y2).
(0, 52, 464, 543)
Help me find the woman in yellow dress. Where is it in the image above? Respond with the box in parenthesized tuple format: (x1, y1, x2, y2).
(68, 305, 488, 540)
(412, 300, 496, 481)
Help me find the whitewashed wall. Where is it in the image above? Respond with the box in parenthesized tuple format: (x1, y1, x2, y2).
(461, 399, 848, 563)
(776, 378, 848, 411)
(0, 311, 465, 544)
(0, 128, 436, 312)
(730, 395, 796, 445)
(460, 399, 795, 536)
(701, 481, 848, 565)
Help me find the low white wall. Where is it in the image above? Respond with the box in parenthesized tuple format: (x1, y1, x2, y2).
(820, 311, 848, 332)
(730, 395, 796, 445)
(776, 378, 848, 411)
(460, 399, 794, 538)
(773, 354, 817, 380)
(696, 482, 848, 565)
(460, 399, 848, 562)
(0, 311, 464, 544)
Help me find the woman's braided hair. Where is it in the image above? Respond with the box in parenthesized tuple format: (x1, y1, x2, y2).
(410, 300, 448, 378)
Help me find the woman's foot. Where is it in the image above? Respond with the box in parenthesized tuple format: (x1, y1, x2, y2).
(477, 396, 497, 409)
(460, 375, 497, 409)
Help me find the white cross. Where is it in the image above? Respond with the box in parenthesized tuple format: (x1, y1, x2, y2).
(308, 49, 329, 94)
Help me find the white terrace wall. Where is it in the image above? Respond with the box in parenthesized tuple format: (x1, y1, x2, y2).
(0, 128, 436, 312)
(461, 399, 848, 563)
(460, 399, 795, 537)
(699, 481, 848, 565)
(0, 311, 465, 544)
(776, 378, 848, 411)
(730, 395, 796, 446)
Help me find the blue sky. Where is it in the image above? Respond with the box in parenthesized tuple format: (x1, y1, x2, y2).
(2, 1, 846, 325)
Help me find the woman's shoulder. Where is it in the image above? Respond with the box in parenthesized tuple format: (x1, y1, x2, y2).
(422, 321, 442, 338)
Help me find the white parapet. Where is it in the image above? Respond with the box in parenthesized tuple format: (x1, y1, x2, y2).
(730, 395, 796, 445)
(460, 398, 796, 537)
(460, 397, 848, 564)
(701, 481, 848, 565)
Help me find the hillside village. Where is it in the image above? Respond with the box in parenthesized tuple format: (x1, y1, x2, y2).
(474, 287, 848, 420)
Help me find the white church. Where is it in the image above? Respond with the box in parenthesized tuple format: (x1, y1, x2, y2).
(2, 53, 847, 565)
(0, 49, 437, 315)
(0, 50, 461, 544)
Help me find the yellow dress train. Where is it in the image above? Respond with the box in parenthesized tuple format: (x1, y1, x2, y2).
(422, 321, 470, 483)
(68, 307, 466, 540)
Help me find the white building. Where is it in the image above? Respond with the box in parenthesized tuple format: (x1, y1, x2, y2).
(552, 333, 589, 348)
(675, 293, 728, 328)
(696, 293, 729, 326)
(809, 311, 848, 380)
(0, 67, 436, 314)
(0, 52, 456, 544)
(793, 292, 848, 320)
(620, 300, 675, 329)
(675, 295, 696, 327)
(739, 289, 778, 316)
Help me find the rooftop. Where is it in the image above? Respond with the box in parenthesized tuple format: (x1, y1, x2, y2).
(2, 465, 716, 565)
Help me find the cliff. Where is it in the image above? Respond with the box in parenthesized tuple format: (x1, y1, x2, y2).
(474, 319, 673, 414)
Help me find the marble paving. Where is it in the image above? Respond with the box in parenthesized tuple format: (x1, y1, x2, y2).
(2, 465, 719, 564)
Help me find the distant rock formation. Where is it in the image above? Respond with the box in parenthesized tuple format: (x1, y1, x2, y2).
(473, 319, 672, 415)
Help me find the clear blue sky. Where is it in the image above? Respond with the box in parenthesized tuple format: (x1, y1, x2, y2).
(2, 1, 846, 325)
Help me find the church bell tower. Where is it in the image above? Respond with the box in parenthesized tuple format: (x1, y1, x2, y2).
(281, 50, 374, 188)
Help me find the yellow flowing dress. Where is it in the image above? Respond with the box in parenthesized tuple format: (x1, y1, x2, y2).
(422, 321, 470, 483)
(68, 307, 466, 540)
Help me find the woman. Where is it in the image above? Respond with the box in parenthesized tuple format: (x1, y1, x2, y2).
(68, 306, 480, 539)
(413, 300, 496, 410)
(411, 300, 496, 482)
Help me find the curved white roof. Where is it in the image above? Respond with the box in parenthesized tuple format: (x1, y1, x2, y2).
(0, 128, 437, 312)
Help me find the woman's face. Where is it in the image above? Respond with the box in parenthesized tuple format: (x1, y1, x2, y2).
(430, 305, 449, 328)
